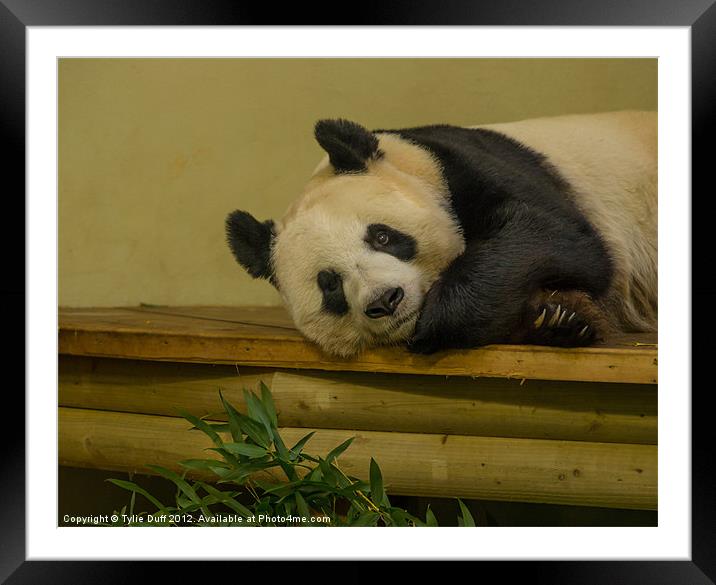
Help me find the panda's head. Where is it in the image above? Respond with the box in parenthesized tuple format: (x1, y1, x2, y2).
(226, 119, 464, 357)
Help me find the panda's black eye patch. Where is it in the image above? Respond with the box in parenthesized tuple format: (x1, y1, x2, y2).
(366, 224, 417, 261)
(317, 270, 349, 316)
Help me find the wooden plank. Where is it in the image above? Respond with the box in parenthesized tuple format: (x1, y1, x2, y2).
(59, 307, 658, 384)
(59, 356, 657, 444)
(58, 407, 657, 510)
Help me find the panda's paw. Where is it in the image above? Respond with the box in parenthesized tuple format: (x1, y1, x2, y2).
(407, 283, 452, 354)
(407, 337, 439, 355)
(524, 290, 606, 347)
(407, 315, 442, 354)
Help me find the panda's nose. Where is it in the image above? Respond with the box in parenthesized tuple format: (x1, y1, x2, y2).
(364, 287, 404, 319)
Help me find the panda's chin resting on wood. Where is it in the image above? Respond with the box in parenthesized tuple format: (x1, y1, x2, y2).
(226, 113, 657, 357)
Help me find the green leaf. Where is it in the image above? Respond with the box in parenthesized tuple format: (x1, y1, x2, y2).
(289, 431, 315, 460)
(221, 442, 269, 458)
(294, 491, 311, 520)
(259, 381, 278, 428)
(369, 458, 385, 507)
(179, 458, 229, 471)
(201, 422, 231, 432)
(387, 508, 412, 527)
(219, 389, 244, 443)
(198, 482, 253, 518)
(146, 465, 209, 516)
(276, 458, 299, 482)
(304, 466, 323, 483)
(319, 458, 339, 488)
(351, 511, 380, 527)
(259, 479, 322, 495)
(210, 466, 236, 479)
(457, 499, 476, 527)
(179, 410, 224, 448)
(236, 411, 271, 449)
(425, 505, 438, 527)
(325, 437, 354, 464)
(352, 480, 372, 493)
(205, 447, 242, 468)
(106, 478, 168, 512)
(176, 493, 193, 509)
(272, 430, 291, 462)
(243, 389, 274, 440)
(216, 461, 280, 484)
(252, 478, 283, 492)
(335, 481, 369, 503)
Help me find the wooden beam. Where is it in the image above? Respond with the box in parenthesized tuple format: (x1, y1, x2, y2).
(58, 306, 658, 384)
(60, 356, 657, 444)
(59, 407, 657, 510)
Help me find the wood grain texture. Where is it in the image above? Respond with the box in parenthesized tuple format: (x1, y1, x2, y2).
(59, 306, 658, 384)
(59, 407, 657, 510)
(59, 356, 657, 444)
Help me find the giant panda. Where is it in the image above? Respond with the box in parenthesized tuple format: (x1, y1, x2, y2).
(226, 111, 657, 357)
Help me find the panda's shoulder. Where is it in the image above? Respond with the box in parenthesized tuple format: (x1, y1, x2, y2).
(376, 122, 573, 237)
(375, 122, 557, 183)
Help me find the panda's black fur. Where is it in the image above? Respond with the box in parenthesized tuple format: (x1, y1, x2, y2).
(367, 122, 614, 353)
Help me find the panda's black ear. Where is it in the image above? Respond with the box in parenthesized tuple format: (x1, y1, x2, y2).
(314, 119, 382, 173)
(225, 210, 275, 282)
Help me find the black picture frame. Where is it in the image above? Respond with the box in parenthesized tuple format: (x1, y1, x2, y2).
(4, 1, 713, 582)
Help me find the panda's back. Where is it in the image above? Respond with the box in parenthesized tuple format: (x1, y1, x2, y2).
(377, 111, 657, 333)
(478, 111, 657, 332)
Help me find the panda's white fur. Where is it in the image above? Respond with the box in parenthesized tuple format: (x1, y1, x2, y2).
(478, 111, 657, 333)
(228, 111, 657, 357)
(272, 152, 465, 356)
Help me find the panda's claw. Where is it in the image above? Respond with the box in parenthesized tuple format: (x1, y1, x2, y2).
(557, 310, 567, 327)
(525, 291, 603, 348)
(547, 305, 562, 327)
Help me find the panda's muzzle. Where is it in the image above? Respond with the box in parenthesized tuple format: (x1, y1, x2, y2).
(364, 287, 404, 319)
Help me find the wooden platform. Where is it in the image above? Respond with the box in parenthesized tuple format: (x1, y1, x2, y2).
(58, 306, 658, 510)
(59, 305, 657, 384)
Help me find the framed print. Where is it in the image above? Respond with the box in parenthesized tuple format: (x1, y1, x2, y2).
(4, 0, 713, 582)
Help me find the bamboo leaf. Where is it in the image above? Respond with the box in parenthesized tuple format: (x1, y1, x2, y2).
(204, 446, 242, 468)
(235, 411, 271, 448)
(289, 431, 315, 460)
(277, 458, 299, 482)
(294, 491, 311, 520)
(146, 465, 208, 516)
(351, 511, 380, 527)
(369, 458, 385, 507)
(272, 430, 291, 463)
(198, 482, 253, 518)
(243, 389, 274, 440)
(304, 466, 322, 483)
(216, 461, 280, 484)
(425, 505, 438, 527)
(325, 437, 354, 464)
(179, 410, 224, 448)
(179, 458, 229, 471)
(457, 499, 476, 527)
(319, 458, 339, 488)
(212, 423, 232, 432)
(219, 389, 244, 443)
(253, 478, 283, 492)
(259, 381, 278, 428)
(221, 442, 269, 458)
(106, 478, 168, 512)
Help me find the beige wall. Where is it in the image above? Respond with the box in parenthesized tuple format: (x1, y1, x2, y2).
(59, 58, 657, 307)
